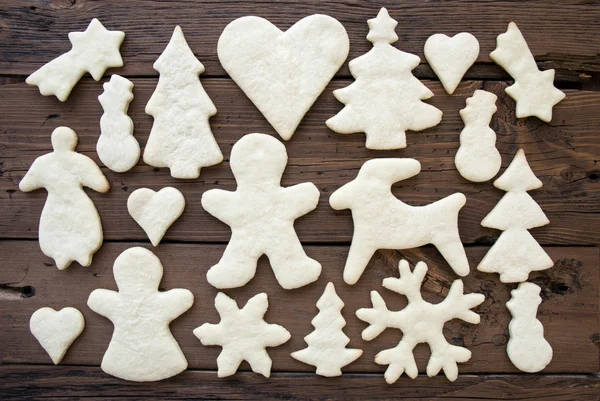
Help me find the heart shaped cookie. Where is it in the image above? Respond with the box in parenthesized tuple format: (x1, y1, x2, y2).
(127, 187, 185, 246)
(218, 15, 349, 140)
(424, 32, 479, 94)
(30, 307, 85, 364)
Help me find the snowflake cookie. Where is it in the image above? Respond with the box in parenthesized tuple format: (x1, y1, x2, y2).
(194, 292, 291, 378)
(356, 260, 485, 383)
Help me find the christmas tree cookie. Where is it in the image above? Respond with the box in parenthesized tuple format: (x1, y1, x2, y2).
(144, 26, 223, 179)
(291, 282, 362, 377)
(326, 8, 442, 149)
(477, 149, 553, 282)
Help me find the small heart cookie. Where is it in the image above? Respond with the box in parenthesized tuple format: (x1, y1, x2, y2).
(424, 33, 479, 94)
(30, 307, 85, 364)
(127, 187, 185, 246)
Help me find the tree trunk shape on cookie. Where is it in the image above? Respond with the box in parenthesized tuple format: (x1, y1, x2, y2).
(144, 26, 223, 179)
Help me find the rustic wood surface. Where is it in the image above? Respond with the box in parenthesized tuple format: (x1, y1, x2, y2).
(2, 366, 600, 401)
(0, 0, 599, 400)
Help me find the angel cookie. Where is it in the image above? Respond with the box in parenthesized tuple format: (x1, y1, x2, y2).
(88, 247, 194, 381)
(20, 127, 109, 269)
(202, 133, 321, 289)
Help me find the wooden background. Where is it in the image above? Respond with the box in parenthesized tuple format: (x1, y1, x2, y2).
(1, 0, 599, 399)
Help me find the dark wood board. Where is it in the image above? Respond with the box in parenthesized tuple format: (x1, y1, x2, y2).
(2, 366, 600, 401)
(1, 0, 599, 399)
(1, 80, 599, 246)
(1, 242, 598, 374)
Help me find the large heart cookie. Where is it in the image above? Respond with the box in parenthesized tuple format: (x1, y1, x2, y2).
(424, 33, 479, 94)
(218, 15, 349, 140)
(30, 307, 85, 364)
(127, 187, 185, 246)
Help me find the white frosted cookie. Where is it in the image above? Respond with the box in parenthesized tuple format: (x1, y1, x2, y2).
(454, 90, 501, 182)
(326, 8, 442, 149)
(194, 292, 291, 378)
(218, 14, 349, 140)
(506, 282, 553, 372)
(357, 260, 485, 383)
(97, 74, 139, 173)
(127, 187, 185, 246)
(87, 247, 194, 382)
(19, 127, 110, 269)
(330, 158, 469, 284)
(490, 22, 565, 122)
(26, 19, 124, 102)
(424, 32, 479, 94)
(144, 26, 223, 179)
(202, 133, 321, 290)
(30, 307, 85, 364)
(291, 282, 362, 377)
(477, 149, 553, 282)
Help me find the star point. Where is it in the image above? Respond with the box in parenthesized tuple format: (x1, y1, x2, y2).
(367, 7, 399, 45)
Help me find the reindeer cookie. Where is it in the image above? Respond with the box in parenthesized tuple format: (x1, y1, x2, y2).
(330, 158, 469, 284)
(201, 133, 321, 289)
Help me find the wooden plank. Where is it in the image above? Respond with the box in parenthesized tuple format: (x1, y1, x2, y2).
(1, 79, 598, 245)
(1, 366, 599, 401)
(0, 0, 598, 82)
(1, 241, 597, 374)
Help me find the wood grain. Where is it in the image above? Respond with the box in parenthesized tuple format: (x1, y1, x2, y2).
(0, 0, 598, 82)
(1, 241, 598, 374)
(1, 79, 598, 245)
(1, 366, 599, 401)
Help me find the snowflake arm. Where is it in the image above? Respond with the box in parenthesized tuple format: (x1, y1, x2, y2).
(439, 280, 485, 324)
(356, 291, 396, 341)
(382, 260, 427, 303)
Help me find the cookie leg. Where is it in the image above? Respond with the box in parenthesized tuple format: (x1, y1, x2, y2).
(266, 238, 321, 290)
(207, 236, 259, 289)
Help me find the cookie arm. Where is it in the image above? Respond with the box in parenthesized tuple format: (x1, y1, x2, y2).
(201, 189, 237, 224)
(158, 289, 194, 321)
(19, 159, 43, 192)
(282, 183, 320, 218)
(87, 289, 120, 320)
(78, 154, 110, 193)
